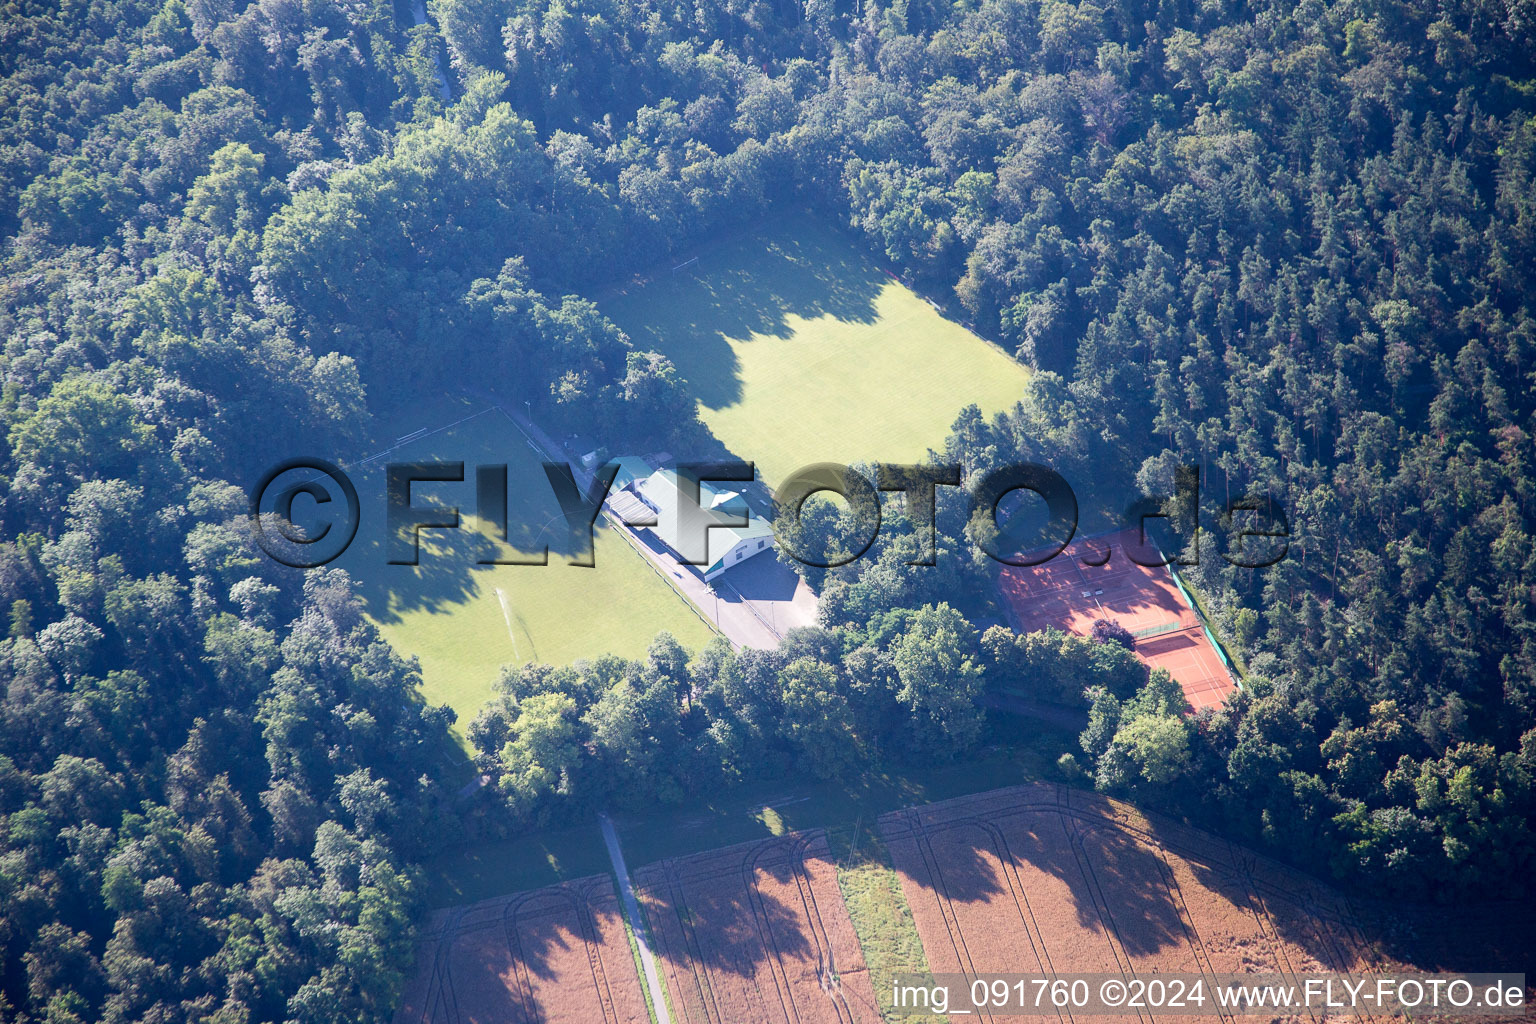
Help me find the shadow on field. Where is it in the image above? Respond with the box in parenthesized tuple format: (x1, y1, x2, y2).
(877, 785, 1495, 976)
(604, 213, 886, 413)
(632, 833, 826, 992)
(338, 413, 601, 624)
(498, 882, 618, 983)
(881, 805, 1194, 965)
(1352, 897, 1536, 977)
(398, 875, 654, 1024)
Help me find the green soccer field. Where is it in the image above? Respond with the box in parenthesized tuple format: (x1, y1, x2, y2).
(602, 211, 1032, 486)
(335, 398, 716, 733)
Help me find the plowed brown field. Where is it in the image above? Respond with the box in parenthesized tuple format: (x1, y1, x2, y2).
(394, 873, 650, 1024)
(633, 830, 883, 1024)
(881, 783, 1384, 1024)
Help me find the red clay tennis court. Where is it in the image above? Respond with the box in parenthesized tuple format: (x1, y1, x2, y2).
(997, 530, 1237, 711)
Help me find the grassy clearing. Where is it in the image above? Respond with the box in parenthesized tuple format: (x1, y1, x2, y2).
(422, 721, 1077, 908)
(421, 818, 610, 907)
(347, 211, 1034, 730)
(336, 396, 715, 735)
(602, 211, 1031, 486)
(609, 720, 1075, 867)
(830, 828, 948, 1024)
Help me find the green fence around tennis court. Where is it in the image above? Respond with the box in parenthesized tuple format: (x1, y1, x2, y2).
(1166, 563, 1241, 681)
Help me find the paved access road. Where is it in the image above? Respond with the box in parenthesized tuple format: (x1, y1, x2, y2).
(598, 813, 671, 1024)
(494, 401, 818, 651)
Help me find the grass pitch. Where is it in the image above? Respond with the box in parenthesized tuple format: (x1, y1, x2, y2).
(347, 214, 1031, 731)
(602, 211, 1031, 486)
(336, 398, 715, 733)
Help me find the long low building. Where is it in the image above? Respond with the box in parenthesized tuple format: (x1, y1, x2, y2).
(631, 468, 776, 582)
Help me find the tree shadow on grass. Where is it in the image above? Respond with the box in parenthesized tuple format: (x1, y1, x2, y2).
(337, 413, 610, 625)
(603, 213, 887, 415)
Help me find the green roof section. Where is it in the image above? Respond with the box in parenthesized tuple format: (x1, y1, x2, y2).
(608, 455, 656, 493)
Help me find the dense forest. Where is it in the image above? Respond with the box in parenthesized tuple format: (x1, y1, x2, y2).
(3, 0, 1535, 1018)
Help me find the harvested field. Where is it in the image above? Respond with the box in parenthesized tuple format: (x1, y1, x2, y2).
(633, 830, 882, 1024)
(881, 783, 1381, 1024)
(998, 529, 1237, 711)
(393, 874, 649, 1024)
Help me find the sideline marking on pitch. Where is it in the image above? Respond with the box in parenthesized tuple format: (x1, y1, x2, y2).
(493, 587, 522, 663)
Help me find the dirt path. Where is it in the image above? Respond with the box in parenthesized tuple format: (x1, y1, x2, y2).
(600, 813, 672, 1024)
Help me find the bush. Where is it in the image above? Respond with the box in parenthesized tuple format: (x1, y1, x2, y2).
(1055, 752, 1087, 781)
(1090, 618, 1135, 651)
